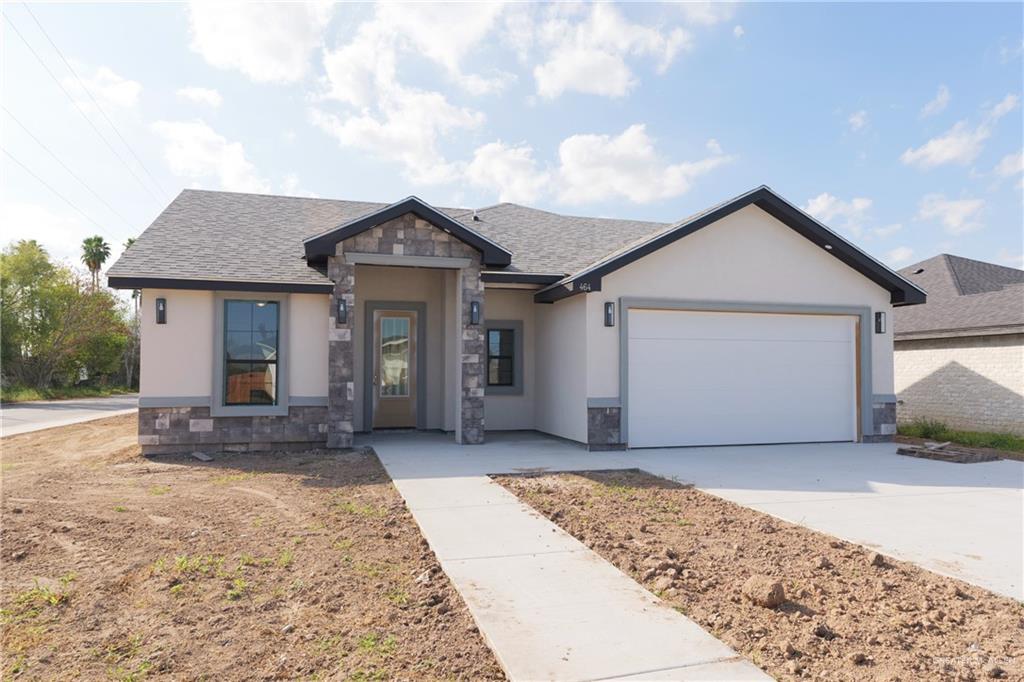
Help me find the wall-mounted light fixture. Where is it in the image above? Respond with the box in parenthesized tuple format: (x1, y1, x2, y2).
(470, 300, 481, 325)
(155, 297, 167, 324)
(874, 311, 886, 334)
(604, 301, 615, 327)
(336, 298, 348, 325)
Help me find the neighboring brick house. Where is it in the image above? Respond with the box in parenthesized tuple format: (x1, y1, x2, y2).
(894, 254, 1024, 435)
(106, 185, 926, 453)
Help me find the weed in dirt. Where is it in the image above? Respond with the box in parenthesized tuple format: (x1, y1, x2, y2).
(357, 633, 397, 658)
(146, 485, 170, 496)
(277, 549, 294, 568)
(333, 539, 354, 552)
(238, 554, 256, 568)
(385, 588, 409, 606)
(109, 660, 152, 682)
(333, 496, 384, 517)
(211, 471, 259, 486)
(226, 578, 248, 601)
(113, 505, 128, 512)
(169, 584, 186, 597)
(349, 669, 387, 682)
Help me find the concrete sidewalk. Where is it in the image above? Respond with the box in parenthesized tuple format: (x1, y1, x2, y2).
(1, 394, 138, 437)
(373, 434, 769, 681)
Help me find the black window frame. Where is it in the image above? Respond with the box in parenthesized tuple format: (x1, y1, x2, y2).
(223, 299, 280, 407)
(486, 327, 516, 388)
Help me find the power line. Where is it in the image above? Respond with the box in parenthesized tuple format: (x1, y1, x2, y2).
(5, 14, 164, 205)
(22, 3, 170, 201)
(3, 147, 125, 244)
(3, 105, 136, 231)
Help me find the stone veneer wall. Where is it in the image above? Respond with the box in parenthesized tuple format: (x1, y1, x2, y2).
(863, 399, 897, 443)
(327, 212, 486, 446)
(586, 405, 624, 451)
(138, 406, 328, 455)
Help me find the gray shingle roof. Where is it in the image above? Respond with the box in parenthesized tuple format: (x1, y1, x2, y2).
(894, 254, 1024, 338)
(107, 189, 671, 284)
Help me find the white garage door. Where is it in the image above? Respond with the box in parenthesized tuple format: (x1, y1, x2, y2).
(627, 309, 857, 448)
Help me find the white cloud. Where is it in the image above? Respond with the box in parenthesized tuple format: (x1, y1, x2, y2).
(920, 85, 950, 118)
(680, 3, 737, 26)
(556, 124, 732, 204)
(176, 86, 222, 108)
(310, 87, 483, 185)
(281, 172, 318, 198)
(65, 65, 141, 110)
(802, 192, 873, 234)
(872, 223, 903, 238)
(151, 120, 270, 193)
(916, 193, 985, 235)
(885, 246, 915, 267)
(532, 4, 691, 99)
(187, 1, 333, 84)
(994, 151, 1024, 177)
(901, 94, 1019, 169)
(847, 110, 868, 132)
(733, 25, 745, 38)
(466, 141, 550, 203)
(0, 201, 89, 266)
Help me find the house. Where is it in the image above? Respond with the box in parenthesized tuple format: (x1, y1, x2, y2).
(894, 254, 1024, 435)
(107, 185, 926, 454)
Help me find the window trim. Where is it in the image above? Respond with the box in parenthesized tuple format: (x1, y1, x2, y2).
(212, 292, 290, 417)
(483, 319, 523, 396)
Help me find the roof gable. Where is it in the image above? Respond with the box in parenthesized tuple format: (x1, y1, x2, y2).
(303, 196, 512, 267)
(534, 186, 927, 306)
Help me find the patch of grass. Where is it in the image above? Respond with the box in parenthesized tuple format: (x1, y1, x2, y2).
(0, 384, 134, 404)
(332, 496, 385, 517)
(276, 549, 294, 568)
(146, 485, 170, 496)
(899, 418, 1024, 453)
(357, 633, 397, 658)
(226, 578, 248, 601)
(385, 588, 409, 606)
(210, 471, 259, 486)
(109, 660, 152, 682)
(113, 505, 128, 513)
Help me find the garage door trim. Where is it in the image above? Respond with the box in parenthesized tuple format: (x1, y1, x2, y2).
(618, 298, 874, 446)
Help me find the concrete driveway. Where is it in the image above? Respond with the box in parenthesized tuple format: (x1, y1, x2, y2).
(368, 431, 1024, 601)
(1, 394, 138, 437)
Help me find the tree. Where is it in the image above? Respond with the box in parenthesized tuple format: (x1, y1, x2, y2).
(81, 235, 111, 290)
(1, 240, 128, 389)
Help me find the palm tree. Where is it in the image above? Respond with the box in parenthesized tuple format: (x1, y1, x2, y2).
(81, 236, 111, 290)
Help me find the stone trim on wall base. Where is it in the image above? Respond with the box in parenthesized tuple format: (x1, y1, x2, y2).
(587, 405, 624, 450)
(139, 406, 329, 455)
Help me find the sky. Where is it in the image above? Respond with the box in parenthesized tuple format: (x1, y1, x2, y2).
(2, 2, 1023, 278)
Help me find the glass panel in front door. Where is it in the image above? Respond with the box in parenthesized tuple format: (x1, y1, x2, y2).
(380, 316, 410, 397)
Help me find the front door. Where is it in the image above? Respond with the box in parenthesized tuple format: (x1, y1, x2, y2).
(372, 310, 417, 428)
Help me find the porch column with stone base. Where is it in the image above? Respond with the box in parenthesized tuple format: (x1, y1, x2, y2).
(327, 250, 355, 448)
(458, 264, 486, 444)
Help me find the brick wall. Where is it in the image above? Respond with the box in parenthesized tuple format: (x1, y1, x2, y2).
(894, 333, 1024, 435)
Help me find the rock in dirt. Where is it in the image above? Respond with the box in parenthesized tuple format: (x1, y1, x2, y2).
(850, 652, 866, 665)
(281, 624, 294, 634)
(812, 622, 837, 640)
(814, 555, 832, 570)
(742, 576, 786, 609)
(190, 451, 213, 462)
(869, 552, 886, 568)
(652, 575, 674, 592)
(984, 664, 1007, 679)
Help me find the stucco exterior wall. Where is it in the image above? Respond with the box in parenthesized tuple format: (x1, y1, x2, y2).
(288, 294, 330, 398)
(140, 289, 214, 398)
(139, 289, 329, 402)
(483, 288, 536, 430)
(895, 334, 1024, 435)
(588, 205, 895, 400)
(352, 264, 449, 431)
(534, 294, 588, 442)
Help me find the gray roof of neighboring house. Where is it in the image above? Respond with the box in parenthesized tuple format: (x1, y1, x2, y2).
(895, 254, 1024, 339)
(106, 189, 670, 286)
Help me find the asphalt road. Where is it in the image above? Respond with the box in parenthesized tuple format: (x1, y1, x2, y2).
(1, 394, 138, 437)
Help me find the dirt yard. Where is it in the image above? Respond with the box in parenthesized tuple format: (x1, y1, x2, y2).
(497, 470, 1024, 682)
(1, 415, 503, 680)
